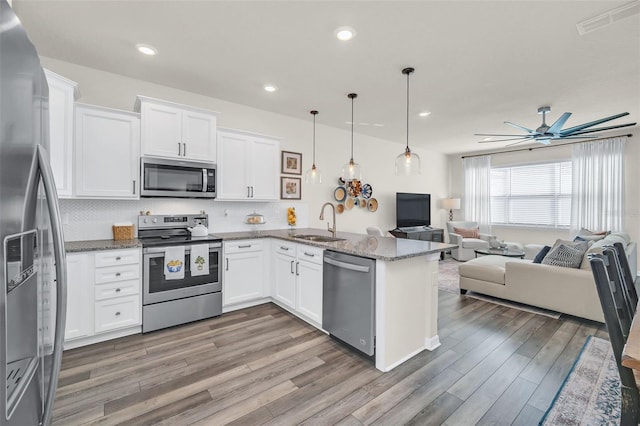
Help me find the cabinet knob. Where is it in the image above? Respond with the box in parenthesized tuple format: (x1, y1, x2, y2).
(116, 256, 122, 260)
(115, 288, 121, 293)
(115, 272, 121, 277)
(115, 312, 121, 316)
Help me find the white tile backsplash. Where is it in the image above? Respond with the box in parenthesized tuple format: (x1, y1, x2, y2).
(60, 198, 308, 241)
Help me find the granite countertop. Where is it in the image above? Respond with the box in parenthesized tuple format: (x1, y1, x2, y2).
(65, 239, 142, 253)
(212, 228, 456, 261)
(65, 228, 456, 261)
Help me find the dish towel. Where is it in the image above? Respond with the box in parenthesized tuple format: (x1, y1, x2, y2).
(164, 246, 185, 280)
(190, 244, 209, 277)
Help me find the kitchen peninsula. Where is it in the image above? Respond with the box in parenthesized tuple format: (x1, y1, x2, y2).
(216, 228, 456, 372)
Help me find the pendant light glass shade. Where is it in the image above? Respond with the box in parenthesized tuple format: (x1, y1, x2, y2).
(304, 110, 322, 184)
(395, 67, 421, 176)
(341, 93, 362, 182)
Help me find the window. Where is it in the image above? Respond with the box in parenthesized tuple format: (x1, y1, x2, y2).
(490, 161, 572, 228)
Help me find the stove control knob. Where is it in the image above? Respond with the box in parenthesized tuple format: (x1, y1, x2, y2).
(143, 218, 148, 223)
(152, 218, 158, 223)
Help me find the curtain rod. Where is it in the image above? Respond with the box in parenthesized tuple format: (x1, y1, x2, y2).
(460, 133, 633, 159)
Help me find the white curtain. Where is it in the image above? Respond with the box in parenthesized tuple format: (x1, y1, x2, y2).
(571, 136, 626, 235)
(463, 155, 492, 234)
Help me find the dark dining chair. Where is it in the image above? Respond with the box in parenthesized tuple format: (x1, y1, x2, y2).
(590, 254, 639, 426)
(613, 241, 639, 314)
(602, 247, 635, 338)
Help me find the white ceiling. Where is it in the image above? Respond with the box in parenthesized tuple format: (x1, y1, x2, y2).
(13, 0, 640, 155)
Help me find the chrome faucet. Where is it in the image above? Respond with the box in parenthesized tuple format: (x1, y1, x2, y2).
(319, 202, 337, 238)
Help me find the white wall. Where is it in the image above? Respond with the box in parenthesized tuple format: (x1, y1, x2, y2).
(42, 57, 449, 240)
(447, 135, 639, 269)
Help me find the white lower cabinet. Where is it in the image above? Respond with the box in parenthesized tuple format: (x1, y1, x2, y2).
(65, 248, 142, 348)
(223, 240, 266, 306)
(273, 242, 324, 326)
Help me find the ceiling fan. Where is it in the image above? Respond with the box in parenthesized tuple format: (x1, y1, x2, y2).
(476, 106, 636, 146)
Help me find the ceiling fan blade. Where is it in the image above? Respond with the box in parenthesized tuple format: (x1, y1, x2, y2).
(559, 112, 630, 135)
(546, 112, 572, 134)
(505, 139, 535, 147)
(504, 121, 535, 134)
(474, 133, 532, 137)
(477, 137, 532, 143)
(563, 122, 637, 136)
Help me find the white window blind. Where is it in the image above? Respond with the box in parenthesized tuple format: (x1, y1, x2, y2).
(490, 161, 572, 228)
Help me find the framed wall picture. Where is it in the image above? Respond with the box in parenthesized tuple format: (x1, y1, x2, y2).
(281, 151, 302, 175)
(281, 177, 302, 200)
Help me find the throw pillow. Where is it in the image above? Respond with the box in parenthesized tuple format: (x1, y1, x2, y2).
(533, 246, 551, 263)
(542, 243, 586, 268)
(453, 227, 479, 239)
(551, 238, 589, 253)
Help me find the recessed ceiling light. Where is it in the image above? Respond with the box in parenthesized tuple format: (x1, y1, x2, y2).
(418, 111, 431, 117)
(335, 26, 356, 41)
(483, 137, 492, 141)
(359, 122, 369, 126)
(263, 84, 277, 92)
(373, 123, 385, 127)
(136, 44, 157, 56)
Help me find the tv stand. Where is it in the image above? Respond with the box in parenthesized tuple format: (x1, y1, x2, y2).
(390, 227, 444, 259)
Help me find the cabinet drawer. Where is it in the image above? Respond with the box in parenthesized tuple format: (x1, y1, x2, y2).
(94, 249, 140, 267)
(94, 279, 140, 301)
(95, 295, 140, 333)
(224, 240, 263, 254)
(95, 263, 139, 284)
(297, 245, 324, 265)
(275, 241, 296, 256)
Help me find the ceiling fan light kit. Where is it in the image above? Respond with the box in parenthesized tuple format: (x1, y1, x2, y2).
(341, 93, 362, 182)
(304, 110, 322, 184)
(475, 106, 636, 146)
(395, 67, 421, 176)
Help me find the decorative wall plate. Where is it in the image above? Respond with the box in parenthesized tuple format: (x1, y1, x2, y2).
(345, 197, 354, 210)
(367, 198, 378, 212)
(334, 186, 346, 202)
(347, 180, 361, 197)
(361, 183, 372, 199)
(336, 204, 345, 214)
(359, 198, 367, 208)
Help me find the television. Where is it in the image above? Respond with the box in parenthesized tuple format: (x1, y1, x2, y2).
(396, 192, 431, 229)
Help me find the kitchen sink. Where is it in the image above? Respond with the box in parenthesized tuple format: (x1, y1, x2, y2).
(293, 234, 345, 242)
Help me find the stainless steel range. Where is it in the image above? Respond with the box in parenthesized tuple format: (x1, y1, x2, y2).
(139, 214, 222, 332)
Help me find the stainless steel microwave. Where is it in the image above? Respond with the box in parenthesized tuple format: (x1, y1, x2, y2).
(141, 157, 216, 198)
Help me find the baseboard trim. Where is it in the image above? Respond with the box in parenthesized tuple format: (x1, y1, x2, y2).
(381, 346, 425, 372)
(425, 335, 441, 350)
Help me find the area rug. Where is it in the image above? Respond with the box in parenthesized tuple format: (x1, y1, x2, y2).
(438, 258, 461, 294)
(540, 336, 620, 425)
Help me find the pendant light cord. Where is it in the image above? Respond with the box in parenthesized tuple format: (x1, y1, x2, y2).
(406, 71, 410, 150)
(351, 96, 354, 160)
(311, 110, 317, 165)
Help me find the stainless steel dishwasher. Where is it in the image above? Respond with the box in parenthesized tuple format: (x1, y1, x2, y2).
(323, 250, 376, 356)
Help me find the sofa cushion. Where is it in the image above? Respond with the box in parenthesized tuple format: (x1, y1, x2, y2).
(459, 255, 508, 284)
(542, 244, 585, 268)
(551, 238, 589, 252)
(461, 238, 490, 249)
(533, 246, 551, 263)
(454, 227, 479, 238)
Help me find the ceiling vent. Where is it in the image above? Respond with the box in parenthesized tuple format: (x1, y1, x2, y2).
(576, 0, 640, 35)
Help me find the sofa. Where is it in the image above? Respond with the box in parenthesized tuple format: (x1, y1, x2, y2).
(446, 221, 494, 261)
(458, 233, 637, 322)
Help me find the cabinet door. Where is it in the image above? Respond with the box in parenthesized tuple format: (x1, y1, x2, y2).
(273, 252, 296, 309)
(296, 257, 323, 325)
(217, 131, 250, 200)
(250, 137, 280, 200)
(44, 70, 77, 198)
(140, 101, 182, 158)
(182, 109, 216, 162)
(75, 105, 140, 198)
(65, 253, 93, 341)
(223, 250, 264, 305)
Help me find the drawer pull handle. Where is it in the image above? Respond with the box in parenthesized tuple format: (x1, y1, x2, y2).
(290, 260, 294, 274)
(115, 272, 121, 277)
(116, 256, 121, 260)
(115, 312, 121, 316)
(238, 244, 251, 248)
(115, 288, 121, 293)
(280, 246, 289, 251)
(304, 252, 315, 257)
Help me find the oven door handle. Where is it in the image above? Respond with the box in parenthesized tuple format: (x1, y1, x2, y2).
(143, 243, 221, 254)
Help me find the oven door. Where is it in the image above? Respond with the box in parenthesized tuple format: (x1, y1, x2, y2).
(143, 243, 221, 305)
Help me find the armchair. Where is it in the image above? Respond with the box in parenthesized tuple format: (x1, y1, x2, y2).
(446, 221, 493, 261)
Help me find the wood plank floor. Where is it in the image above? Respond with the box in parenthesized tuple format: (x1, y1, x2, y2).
(53, 291, 608, 425)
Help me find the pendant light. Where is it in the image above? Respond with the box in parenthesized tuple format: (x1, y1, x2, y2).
(304, 110, 322, 184)
(341, 93, 361, 182)
(395, 67, 421, 175)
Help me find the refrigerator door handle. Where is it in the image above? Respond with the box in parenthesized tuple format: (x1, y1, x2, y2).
(36, 145, 68, 426)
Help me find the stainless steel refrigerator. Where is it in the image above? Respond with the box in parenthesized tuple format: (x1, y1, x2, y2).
(1, 1, 67, 425)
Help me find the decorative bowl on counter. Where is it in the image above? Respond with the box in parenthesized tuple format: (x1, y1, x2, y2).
(246, 212, 266, 224)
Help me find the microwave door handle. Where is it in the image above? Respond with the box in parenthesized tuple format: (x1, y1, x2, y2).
(202, 169, 207, 193)
(36, 145, 68, 426)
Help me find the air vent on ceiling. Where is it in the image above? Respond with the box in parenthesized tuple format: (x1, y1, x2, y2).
(576, 0, 640, 35)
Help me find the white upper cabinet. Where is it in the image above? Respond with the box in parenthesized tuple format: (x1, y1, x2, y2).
(217, 129, 280, 201)
(135, 96, 217, 162)
(44, 69, 78, 198)
(74, 104, 140, 199)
